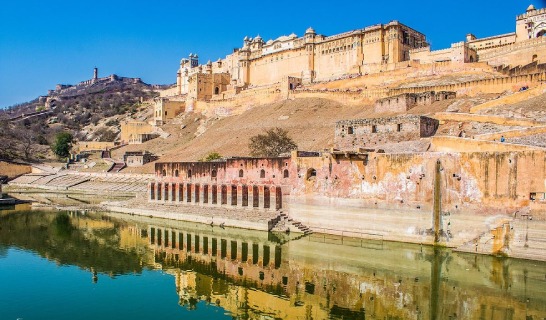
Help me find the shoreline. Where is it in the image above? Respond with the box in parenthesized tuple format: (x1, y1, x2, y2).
(5, 184, 546, 263)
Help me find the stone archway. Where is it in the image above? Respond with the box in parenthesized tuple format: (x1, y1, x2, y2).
(537, 29, 546, 37)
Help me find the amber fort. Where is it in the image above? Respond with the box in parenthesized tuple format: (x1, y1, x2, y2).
(7, 4, 546, 263)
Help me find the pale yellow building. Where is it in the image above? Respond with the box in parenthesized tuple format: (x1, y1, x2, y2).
(153, 98, 185, 125)
(76, 141, 117, 152)
(412, 4, 546, 64)
(120, 120, 156, 144)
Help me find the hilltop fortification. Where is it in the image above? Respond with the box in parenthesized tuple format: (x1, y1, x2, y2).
(153, 4, 546, 123)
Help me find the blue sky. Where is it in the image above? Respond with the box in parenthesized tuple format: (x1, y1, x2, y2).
(0, 0, 542, 108)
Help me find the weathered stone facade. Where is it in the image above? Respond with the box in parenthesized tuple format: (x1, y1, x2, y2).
(173, 22, 427, 98)
(150, 157, 293, 210)
(409, 5, 546, 65)
(153, 98, 185, 125)
(374, 91, 456, 113)
(334, 115, 439, 150)
(120, 120, 156, 144)
(123, 151, 156, 167)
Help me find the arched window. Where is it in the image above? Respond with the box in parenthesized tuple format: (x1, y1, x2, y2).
(174, 169, 179, 177)
(239, 169, 244, 178)
(214, 87, 219, 95)
(187, 169, 192, 178)
(306, 168, 316, 181)
(162, 169, 166, 177)
(283, 169, 289, 178)
(260, 169, 265, 178)
(211, 169, 217, 178)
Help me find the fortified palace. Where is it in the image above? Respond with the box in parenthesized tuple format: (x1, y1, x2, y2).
(151, 4, 546, 124)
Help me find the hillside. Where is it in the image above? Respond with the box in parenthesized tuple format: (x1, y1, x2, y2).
(112, 92, 502, 174)
(0, 77, 159, 161)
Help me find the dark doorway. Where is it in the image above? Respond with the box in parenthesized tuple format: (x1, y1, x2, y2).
(264, 187, 270, 208)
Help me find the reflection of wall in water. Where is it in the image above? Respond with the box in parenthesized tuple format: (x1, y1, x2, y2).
(143, 223, 546, 320)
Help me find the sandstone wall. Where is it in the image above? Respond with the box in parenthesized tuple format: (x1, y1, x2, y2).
(334, 116, 438, 150)
(77, 141, 116, 152)
(291, 150, 546, 214)
(0, 161, 32, 180)
(120, 121, 154, 144)
(430, 136, 544, 152)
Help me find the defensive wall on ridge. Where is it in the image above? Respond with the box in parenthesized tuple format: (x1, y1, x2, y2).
(183, 71, 546, 116)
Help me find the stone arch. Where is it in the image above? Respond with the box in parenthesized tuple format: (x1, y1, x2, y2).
(242, 185, 249, 206)
(253, 185, 259, 207)
(275, 187, 282, 210)
(306, 168, 317, 180)
(203, 184, 209, 203)
(264, 187, 271, 209)
(174, 169, 179, 177)
(283, 169, 289, 178)
(221, 185, 227, 204)
(212, 185, 218, 204)
(187, 169, 192, 178)
(214, 86, 220, 95)
(239, 169, 244, 178)
(537, 29, 546, 38)
(260, 169, 265, 178)
(231, 185, 237, 205)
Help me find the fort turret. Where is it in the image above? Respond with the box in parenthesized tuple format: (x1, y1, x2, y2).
(189, 53, 199, 68)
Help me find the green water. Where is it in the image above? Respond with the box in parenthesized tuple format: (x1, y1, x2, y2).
(1, 203, 546, 320)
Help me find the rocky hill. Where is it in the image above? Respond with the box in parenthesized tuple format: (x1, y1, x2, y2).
(0, 76, 159, 161)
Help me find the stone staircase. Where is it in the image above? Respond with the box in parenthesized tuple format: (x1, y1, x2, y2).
(269, 212, 313, 235)
(109, 162, 126, 173)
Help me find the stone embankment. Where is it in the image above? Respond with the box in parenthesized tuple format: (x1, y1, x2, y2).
(103, 196, 279, 231)
(7, 171, 152, 194)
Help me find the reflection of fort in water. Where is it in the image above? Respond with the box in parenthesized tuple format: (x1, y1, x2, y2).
(139, 218, 546, 320)
(3, 208, 544, 319)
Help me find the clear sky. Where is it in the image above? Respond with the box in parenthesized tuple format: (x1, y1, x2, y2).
(0, 0, 543, 108)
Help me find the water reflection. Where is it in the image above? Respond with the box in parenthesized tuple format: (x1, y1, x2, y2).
(1, 205, 545, 319)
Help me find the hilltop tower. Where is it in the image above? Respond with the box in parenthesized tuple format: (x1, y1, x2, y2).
(92, 67, 98, 84)
(303, 27, 317, 84)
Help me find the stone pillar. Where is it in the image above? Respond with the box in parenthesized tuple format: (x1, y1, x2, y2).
(198, 184, 205, 206)
(237, 185, 243, 208)
(236, 240, 243, 261)
(257, 242, 263, 266)
(248, 185, 255, 210)
(190, 184, 197, 206)
(227, 185, 233, 207)
(269, 186, 277, 211)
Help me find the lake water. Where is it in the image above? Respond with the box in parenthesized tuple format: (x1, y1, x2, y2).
(1, 202, 545, 320)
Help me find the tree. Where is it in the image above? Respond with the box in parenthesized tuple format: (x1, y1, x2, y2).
(0, 119, 17, 160)
(201, 152, 222, 162)
(248, 128, 297, 157)
(51, 132, 73, 158)
(14, 128, 37, 160)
